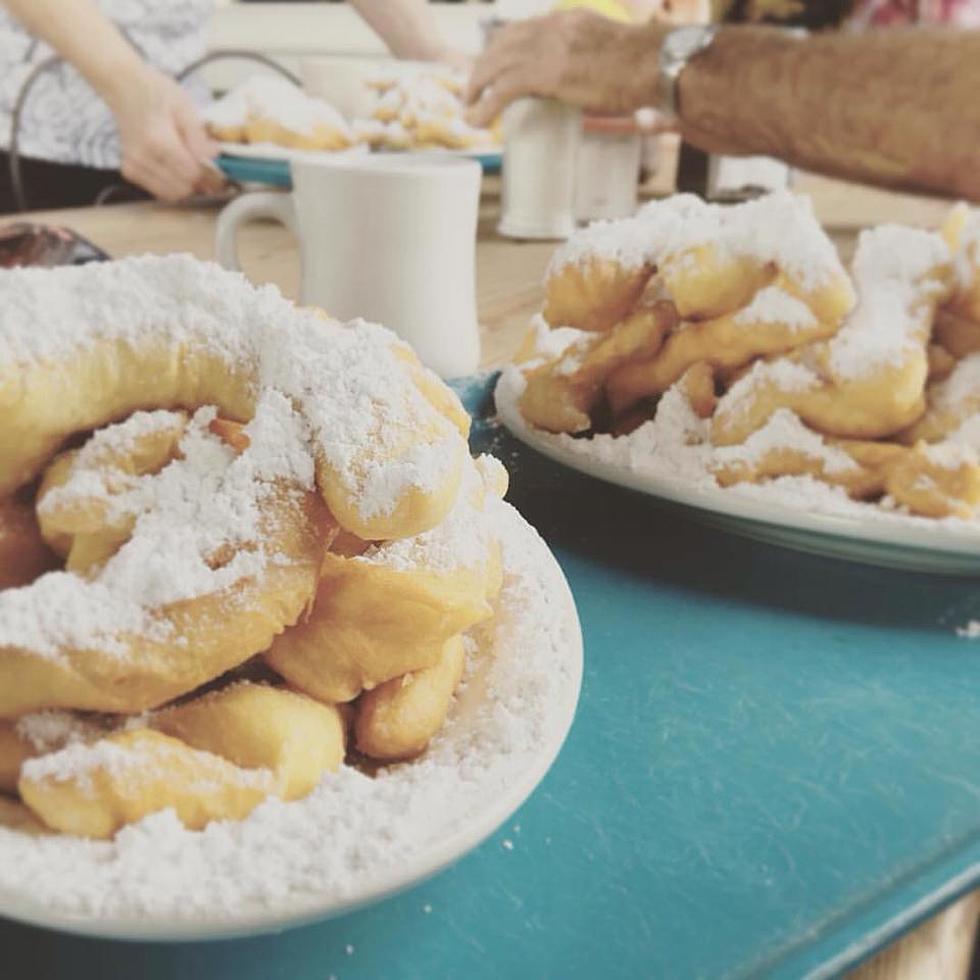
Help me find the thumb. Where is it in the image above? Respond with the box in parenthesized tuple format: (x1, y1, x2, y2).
(175, 99, 219, 164)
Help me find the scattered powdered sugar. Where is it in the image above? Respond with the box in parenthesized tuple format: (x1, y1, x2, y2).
(713, 409, 857, 475)
(828, 224, 950, 380)
(733, 286, 818, 330)
(549, 192, 848, 292)
(0, 503, 580, 920)
(205, 76, 351, 138)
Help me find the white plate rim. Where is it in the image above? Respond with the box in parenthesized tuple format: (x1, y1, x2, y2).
(495, 372, 980, 567)
(0, 506, 583, 942)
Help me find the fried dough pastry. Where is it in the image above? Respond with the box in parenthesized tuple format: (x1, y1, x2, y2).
(543, 192, 852, 336)
(204, 77, 354, 151)
(544, 255, 655, 333)
(19, 729, 275, 839)
(355, 635, 466, 761)
(154, 682, 345, 801)
(606, 279, 840, 414)
(713, 411, 980, 519)
(934, 310, 980, 359)
(903, 353, 980, 444)
(0, 406, 334, 718)
(885, 442, 980, 519)
(267, 457, 505, 704)
(0, 496, 56, 590)
(712, 410, 889, 499)
(0, 711, 107, 794)
(712, 225, 953, 445)
(36, 410, 189, 574)
(0, 256, 469, 541)
(363, 69, 497, 152)
(519, 302, 675, 433)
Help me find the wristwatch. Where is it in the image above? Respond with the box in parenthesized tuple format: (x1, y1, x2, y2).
(658, 24, 719, 124)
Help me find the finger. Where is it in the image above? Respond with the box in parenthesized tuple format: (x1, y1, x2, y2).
(176, 102, 220, 164)
(466, 76, 530, 129)
(123, 155, 192, 202)
(194, 160, 228, 197)
(466, 23, 533, 104)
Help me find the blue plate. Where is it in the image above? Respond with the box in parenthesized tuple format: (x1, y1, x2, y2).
(218, 149, 502, 188)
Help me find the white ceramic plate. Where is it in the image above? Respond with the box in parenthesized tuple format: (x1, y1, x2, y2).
(495, 373, 980, 576)
(0, 504, 582, 940)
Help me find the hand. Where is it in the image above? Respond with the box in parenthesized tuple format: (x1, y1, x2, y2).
(466, 11, 667, 128)
(437, 47, 474, 75)
(105, 65, 225, 202)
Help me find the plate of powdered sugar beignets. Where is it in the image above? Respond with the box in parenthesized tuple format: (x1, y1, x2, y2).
(496, 192, 980, 574)
(0, 255, 580, 939)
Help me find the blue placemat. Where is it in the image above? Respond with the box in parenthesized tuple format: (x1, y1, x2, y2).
(3, 373, 979, 979)
(217, 149, 502, 189)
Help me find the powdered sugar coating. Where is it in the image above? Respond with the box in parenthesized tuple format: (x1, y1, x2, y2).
(205, 76, 351, 138)
(549, 192, 848, 291)
(0, 504, 580, 921)
(715, 358, 820, 423)
(359, 456, 495, 574)
(0, 255, 469, 656)
(21, 737, 273, 796)
(733, 286, 818, 330)
(0, 255, 467, 521)
(921, 440, 979, 470)
(929, 353, 980, 413)
(827, 225, 951, 380)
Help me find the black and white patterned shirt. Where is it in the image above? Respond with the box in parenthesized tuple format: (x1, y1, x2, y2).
(0, 0, 213, 169)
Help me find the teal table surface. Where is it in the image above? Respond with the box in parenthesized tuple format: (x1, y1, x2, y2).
(3, 374, 980, 979)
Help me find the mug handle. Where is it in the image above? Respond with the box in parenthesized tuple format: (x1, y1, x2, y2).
(214, 191, 298, 272)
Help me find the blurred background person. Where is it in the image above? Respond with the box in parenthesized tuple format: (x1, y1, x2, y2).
(0, 0, 465, 212)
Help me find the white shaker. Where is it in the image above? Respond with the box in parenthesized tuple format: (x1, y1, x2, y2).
(574, 117, 642, 223)
(498, 98, 580, 240)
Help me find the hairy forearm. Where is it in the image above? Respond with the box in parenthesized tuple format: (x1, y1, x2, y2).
(349, 0, 450, 61)
(1, 0, 144, 106)
(678, 26, 980, 200)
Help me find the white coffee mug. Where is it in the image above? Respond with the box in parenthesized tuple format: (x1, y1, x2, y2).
(215, 155, 483, 378)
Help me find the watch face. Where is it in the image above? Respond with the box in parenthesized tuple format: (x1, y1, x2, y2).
(666, 26, 709, 61)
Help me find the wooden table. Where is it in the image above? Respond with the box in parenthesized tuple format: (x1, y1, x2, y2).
(14, 173, 979, 980)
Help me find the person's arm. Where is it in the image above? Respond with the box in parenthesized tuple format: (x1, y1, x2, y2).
(466, 10, 980, 201)
(349, 0, 470, 69)
(2, 0, 221, 201)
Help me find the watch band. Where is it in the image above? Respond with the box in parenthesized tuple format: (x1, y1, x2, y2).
(658, 24, 720, 124)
